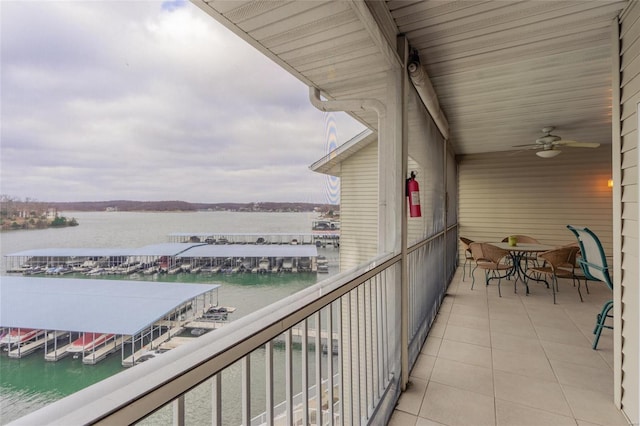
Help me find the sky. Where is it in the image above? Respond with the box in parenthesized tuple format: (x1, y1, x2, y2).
(0, 0, 366, 204)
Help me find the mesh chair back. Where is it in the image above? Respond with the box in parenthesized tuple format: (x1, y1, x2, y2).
(469, 242, 484, 261)
(460, 237, 473, 253)
(566, 225, 612, 290)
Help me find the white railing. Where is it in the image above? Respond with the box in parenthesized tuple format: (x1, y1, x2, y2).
(12, 230, 457, 425)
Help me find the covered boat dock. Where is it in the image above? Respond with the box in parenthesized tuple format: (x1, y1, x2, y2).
(0, 276, 219, 366)
(3, 243, 205, 276)
(177, 244, 319, 273)
(4, 242, 321, 275)
(167, 232, 340, 247)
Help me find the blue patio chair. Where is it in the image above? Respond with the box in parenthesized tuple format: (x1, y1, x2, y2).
(567, 225, 613, 350)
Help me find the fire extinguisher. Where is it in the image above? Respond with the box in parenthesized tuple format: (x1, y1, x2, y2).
(406, 171, 422, 218)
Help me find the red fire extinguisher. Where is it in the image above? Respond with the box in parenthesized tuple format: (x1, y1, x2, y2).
(406, 171, 422, 218)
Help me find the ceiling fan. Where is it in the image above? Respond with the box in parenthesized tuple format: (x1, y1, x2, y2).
(513, 126, 600, 158)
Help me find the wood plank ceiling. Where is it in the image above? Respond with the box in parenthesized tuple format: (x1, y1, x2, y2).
(195, 0, 629, 155)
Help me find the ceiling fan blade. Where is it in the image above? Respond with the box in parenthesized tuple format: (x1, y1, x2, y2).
(512, 143, 540, 148)
(507, 149, 528, 156)
(556, 140, 600, 148)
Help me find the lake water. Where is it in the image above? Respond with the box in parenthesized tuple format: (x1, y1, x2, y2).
(0, 211, 340, 424)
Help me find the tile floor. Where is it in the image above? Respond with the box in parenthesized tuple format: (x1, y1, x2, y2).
(389, 267, 630, 426)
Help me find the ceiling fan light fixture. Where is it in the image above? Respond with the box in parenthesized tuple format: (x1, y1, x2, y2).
(536, 149, 562, 158)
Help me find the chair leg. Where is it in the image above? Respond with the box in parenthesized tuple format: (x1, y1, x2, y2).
(462, 258, 467, 281)
(593, 300, 614, 350)
(575, 277, 583, 302)
(552, 275, 557, 304)
(471, 265, 478, 290)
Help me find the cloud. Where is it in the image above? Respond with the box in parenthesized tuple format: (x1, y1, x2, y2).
(0, 1, 366, 203)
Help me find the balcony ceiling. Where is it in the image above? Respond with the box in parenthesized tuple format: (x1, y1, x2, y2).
(194, 0, 629, 155)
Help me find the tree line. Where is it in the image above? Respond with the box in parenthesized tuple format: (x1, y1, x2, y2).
(1, 195, 339, 214)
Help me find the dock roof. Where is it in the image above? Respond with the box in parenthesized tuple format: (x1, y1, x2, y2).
(177, 244, 318, 258)
(4, 243, 206, 258)
(129, 243, 206, 256)
(4, 248, 133, 258)
(0, 277, 218, 335)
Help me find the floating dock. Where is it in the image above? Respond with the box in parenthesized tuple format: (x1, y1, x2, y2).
(8, 331, 65, 359)
(82, 336, 127, 365)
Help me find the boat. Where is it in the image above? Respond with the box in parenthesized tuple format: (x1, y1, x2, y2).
(297, 258, 311, 272)
(257, 258, 270, 273)
(317, 255, 329, 273)
(143, 265, 159, 275)
(23, 266, 44, 275)
(54, 266, 73, 275)
(0, 328, 43, 345)
(86, 267, 106, 276)
(231, 258, 246, 273)
(312, 219, 340, 231)
(136, 349, 166, 364)
(167, 265, 182, 275)
(66, 333, 115, 353)
(281, 258, 293, 272)
(202, 305, 235, 321)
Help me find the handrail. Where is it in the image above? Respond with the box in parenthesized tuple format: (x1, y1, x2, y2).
(11, 252, 401, 426)
(12, 227, 456, 426)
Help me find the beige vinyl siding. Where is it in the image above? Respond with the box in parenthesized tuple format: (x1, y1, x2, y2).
(339, 141, 378, 270)
(458, 148, 613, 264)
(619, 2, 639, 422)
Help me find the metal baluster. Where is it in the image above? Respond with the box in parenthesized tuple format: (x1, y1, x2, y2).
(212, 374, 221, 425)
(383, 270, 389, 383)
(364, 281, 370, 417)
(315, 312, 322, 426)
(242, 355, 251, 425)
(368, 279, 375, 413)
(345, 292, 353, 426)
(265, 341, 274, 426)
(302, 320, 309, 425)
(376, 274, 383, 398)
(337, 298, 344, 425)
(355, 286, 361, 423)
(172, 395, 185, 426)
(285, 330, 293, 425)
(327, 302, 335, 424)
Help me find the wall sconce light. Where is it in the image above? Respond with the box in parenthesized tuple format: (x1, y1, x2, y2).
(607, 179, 613, 188)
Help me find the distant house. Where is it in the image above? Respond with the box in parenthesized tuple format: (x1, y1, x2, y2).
(45, 208, 57, 219)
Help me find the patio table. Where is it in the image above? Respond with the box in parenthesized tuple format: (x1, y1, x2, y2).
(489, 242, 554, 294)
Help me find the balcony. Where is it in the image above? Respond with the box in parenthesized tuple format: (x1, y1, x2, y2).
(12, 236, 629, 425)
(391, 267, 628, 426)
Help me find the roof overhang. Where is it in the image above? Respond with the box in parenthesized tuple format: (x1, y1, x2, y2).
(192, 0, 630, 157)
(309, 129, 376, 176)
